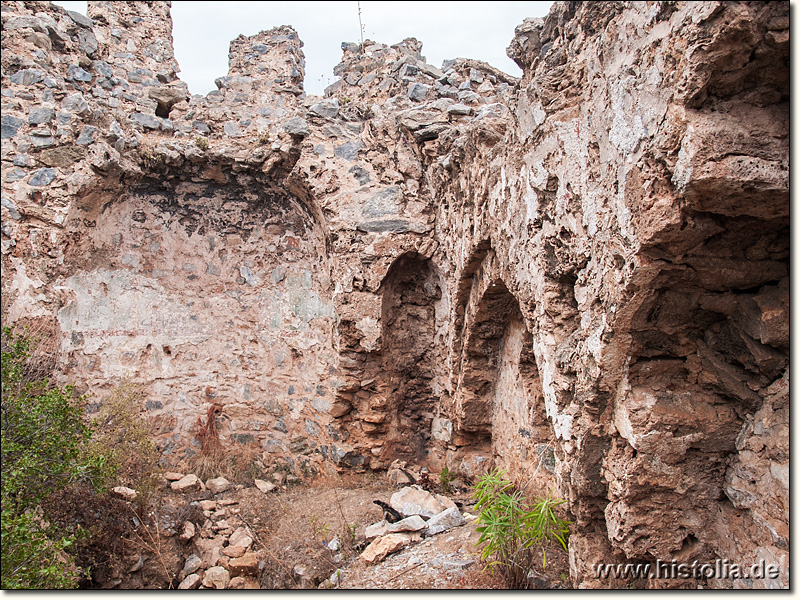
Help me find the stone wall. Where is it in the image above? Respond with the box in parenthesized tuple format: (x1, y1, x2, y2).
(1, 0, 788, 588)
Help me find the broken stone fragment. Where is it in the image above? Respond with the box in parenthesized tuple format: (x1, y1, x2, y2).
(228, 552, 259, 577)
(228, 527, 254, 550)
(171, 474, 202, 493)
(283, 116, 309, 138)
(111, 486, 137, 501)
(228, 576, 260, 589)
(425, 506, 466, 536)
(202, 566, 231, 589)
(254, 479, 277, 493)
(390, 486, 444, 518)
(165, 472, 185, 481)
(180, 554, 203, 579)
(178, 573, 202, 589)
(180, 520, 196, 542)
(222, 544, 246, 558)
(360, 533, 411, 564)
(206, 476, 232, 495)
(309, 98, 339, 119)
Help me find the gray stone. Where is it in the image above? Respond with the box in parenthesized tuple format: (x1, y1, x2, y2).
(425, 506, 466, 536)
(334, 140, 362, 161)
(66, 10, 93, 28)
(93, 60, 114, 78)
(9, 69, 45, 86)
(62, 93, 90, 116)
(310, 98, 340, 119)
(349, 164, 370, 184)
(457, 90, 481, 104)
(130, 112, 161, 130)
(30, 130, 56, 149)
(148, 82, 189, 114)
(1, 196, 22, 221)
(447, 103, 472, 116)
(342, 42, 360, 52)
(407, 82, 431, 102)
(356, 219, 416, 233)
(181, 554, 203, 578)
(29, 168, 57, 187)
(283, 116, 309, 137)
(6, 168, 27, 182)
(469, 68, 485, 84)
(66, 64, 93, 82)
(224, 121, 242, 137)
(76, 125, 98, 145)
(1, 115, 25, 139)
(28, 106, 54, 125)
(362, 186, 401, 217)
(77, 29, 98, 56)
(4, 16, 47, 32)
(271, 266, 285, 283)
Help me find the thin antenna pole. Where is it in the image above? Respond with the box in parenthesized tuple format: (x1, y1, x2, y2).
(358, 1, 364, 47)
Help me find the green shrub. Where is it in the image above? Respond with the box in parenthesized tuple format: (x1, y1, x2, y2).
(1, 326, 114, 589)
(472, 468, 571, 588)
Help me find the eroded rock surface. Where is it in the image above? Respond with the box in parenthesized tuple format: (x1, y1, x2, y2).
(1, 0, 788, 589)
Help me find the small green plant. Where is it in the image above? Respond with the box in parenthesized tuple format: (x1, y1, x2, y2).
(472, 468, 571, 589)
(439, 466, 456, 493)
(257, 131, 270, 145)
(309, 514, 331, 541)
(195, 136, 208, 150)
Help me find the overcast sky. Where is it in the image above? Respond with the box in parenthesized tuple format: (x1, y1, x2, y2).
(52, 1, 553, 96)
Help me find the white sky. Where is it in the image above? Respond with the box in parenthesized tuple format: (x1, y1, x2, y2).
(52, 1, 553, 96)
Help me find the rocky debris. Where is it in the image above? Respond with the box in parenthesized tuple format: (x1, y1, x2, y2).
(206, 477, 232, 495)
(202, 566, 231, 589)
(180, 554, 203, 580)
(111, 486, 138, 501)
(228, 552, 259, 577)
(361, 533, 411, 564)
(390, 486, 444, 519)
(171, 474, 202, 493)
(180, 520, 196, 542)
(229, 576, 260, 589)
(228, 527, 254, 550)
(365, 514, 428, 540)
(178, 573, 202, 589)
(254, 479, 277, 493)
(425, 507, 466, 536)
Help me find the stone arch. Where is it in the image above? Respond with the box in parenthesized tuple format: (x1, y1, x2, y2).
(373, 251, 443, 463)
(445, 245, 557, 489)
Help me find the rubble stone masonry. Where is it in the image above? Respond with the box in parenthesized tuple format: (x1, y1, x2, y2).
(0, 0, 788, 588)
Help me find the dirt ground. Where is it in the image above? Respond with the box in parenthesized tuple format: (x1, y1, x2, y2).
(77, 471, 572, 590)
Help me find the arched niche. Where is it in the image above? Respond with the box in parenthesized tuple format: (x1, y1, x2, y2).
(55, 172, 334, 468)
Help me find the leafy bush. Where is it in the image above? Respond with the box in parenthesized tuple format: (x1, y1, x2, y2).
(1, 326, 114, 589)
(85, 381, 161, 510)
(472, 468, 571, 589)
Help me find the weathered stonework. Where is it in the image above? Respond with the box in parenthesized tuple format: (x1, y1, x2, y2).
(1, 0, 788, 588)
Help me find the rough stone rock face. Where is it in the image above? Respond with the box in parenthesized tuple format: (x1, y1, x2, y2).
(0, 0, 788, 589)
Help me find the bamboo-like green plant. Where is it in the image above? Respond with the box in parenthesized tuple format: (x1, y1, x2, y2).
(472, 468, 571, 588)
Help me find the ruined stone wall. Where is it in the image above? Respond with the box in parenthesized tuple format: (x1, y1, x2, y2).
(1, 0, 788, 588)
